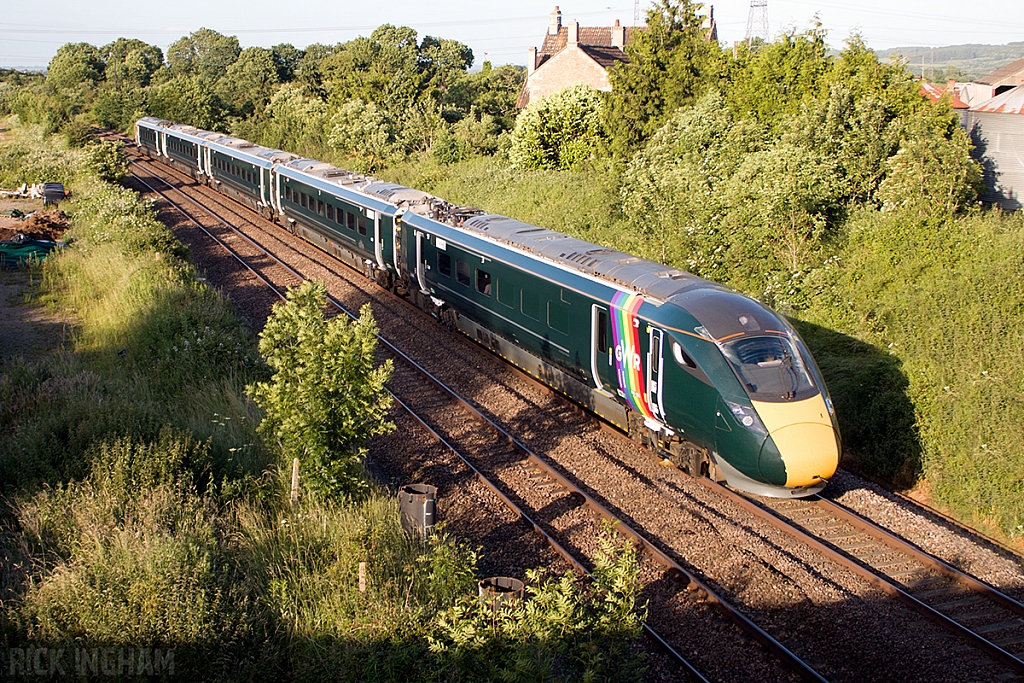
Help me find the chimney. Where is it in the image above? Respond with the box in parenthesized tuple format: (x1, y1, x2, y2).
(611, 19, 625, 48)
(568, 20, 579, 46)
(528, 46, 538, 74)
(548, 6, 562, 36)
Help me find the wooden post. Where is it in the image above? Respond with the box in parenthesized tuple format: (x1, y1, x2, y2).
(358, 562, 367, 593)
(290, 458, 299, 505)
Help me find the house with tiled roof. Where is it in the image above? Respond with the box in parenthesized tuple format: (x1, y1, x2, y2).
(518, 6, 718, 108)
(517, 7, 639, 108)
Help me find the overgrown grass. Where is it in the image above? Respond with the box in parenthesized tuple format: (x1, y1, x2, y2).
(801, 207, 1024, 538)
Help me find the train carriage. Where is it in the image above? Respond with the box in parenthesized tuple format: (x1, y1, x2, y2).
(275, 163, 401, 288)
(133, 116, 841, 498)
(397, 206, 838, 496)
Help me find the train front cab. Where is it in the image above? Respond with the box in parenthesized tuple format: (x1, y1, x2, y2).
(696, 326, 838, 496)
(616, 290, 840, 498)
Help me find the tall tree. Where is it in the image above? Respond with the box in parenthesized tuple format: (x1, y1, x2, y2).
(167, 28, 241, 82)
(604, 0, 725, 157)
(270, 43, 304, 83)
(101, 38, 163, 88)
(47, 43, 105, 92)
(220, 47, 279, 116)
(724, 24, 832, 127)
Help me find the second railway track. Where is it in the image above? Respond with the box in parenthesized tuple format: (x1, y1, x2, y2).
(115, 132, 1024, 682)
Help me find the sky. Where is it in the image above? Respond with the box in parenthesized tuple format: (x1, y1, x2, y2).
(1, 0, 1022, 70)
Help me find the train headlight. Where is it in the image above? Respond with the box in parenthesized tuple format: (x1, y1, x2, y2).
(725, 401, 768, 437)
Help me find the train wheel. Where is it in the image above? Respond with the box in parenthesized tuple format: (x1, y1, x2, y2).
(440, 307, 459, 331)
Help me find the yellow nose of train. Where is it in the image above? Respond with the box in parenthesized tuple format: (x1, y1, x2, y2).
(752, 395, 840, 487)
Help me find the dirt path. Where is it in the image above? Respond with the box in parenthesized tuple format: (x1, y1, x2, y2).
(0, 267, 69, 364)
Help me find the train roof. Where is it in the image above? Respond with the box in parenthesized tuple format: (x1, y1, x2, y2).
(459, 214, 712, 303)
(409, 208, 782, 341)
(134, 118, 786, 340)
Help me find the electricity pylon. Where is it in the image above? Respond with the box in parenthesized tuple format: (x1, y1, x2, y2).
(745, 0, 769, 47)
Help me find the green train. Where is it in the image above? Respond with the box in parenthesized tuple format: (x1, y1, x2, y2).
(136, 117, 840, 497)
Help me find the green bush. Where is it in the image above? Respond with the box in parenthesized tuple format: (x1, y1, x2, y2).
(248, 281, 394, 499)
(84, 139, 129, 182)
(508, 85, 606, 171)
(428, 528, 645, 682)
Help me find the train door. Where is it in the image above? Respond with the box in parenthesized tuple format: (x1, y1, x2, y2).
(590, 304, 616, 391)
(414, 230, 430, 294)
(647, 328, 665, 421)
(393, 210, 404, 275)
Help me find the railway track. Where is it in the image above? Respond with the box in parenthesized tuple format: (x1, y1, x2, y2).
(111, 131, 1024, 682)
(120, 149, 829, 683)
(708, 481, 1024, 676)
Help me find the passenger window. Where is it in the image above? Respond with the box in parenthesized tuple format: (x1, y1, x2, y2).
(496, 279, 514, 308)
(476, 269, 492, 296)
(456, 260, 470, 287)
(521, 290, 540, 321)
(301, 193, 307, 209)
(357, 216, 367, 235)
(438, 252, 451, 277)
(548, 301, 569, 335)
(346, 212, 355, 231)
(327, 204, 334, 221)
(317, 200, 325, 216)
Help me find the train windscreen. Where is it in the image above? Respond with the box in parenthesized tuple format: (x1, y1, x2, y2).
(720, 335, 816, 402)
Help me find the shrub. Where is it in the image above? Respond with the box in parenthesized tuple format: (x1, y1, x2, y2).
(85, 139, 129, 182)
(508, 85, 606, 171)
(248, 281, 394, 499)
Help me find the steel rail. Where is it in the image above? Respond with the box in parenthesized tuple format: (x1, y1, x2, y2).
(701, 478, 1024, 675)
(124, 149, 713, 683)
(814, 495, 1024, 616)
(126, 169, 290, 303)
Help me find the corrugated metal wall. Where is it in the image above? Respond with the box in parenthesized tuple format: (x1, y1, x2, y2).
(965, 111, 1024, 211)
